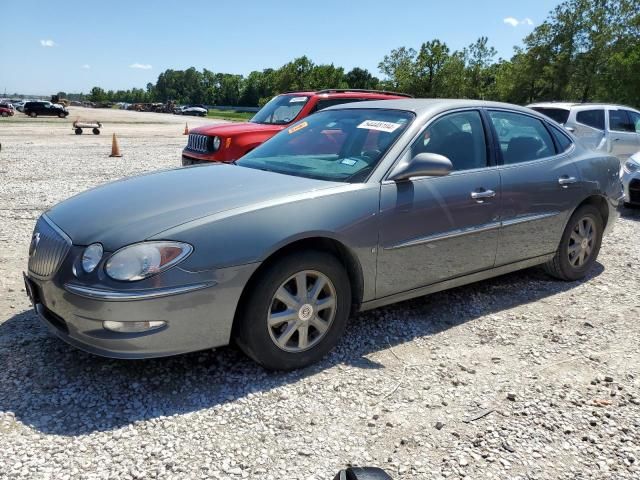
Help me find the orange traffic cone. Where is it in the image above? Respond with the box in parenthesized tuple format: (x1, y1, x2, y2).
(109, 133, 122, 157)
(183, 123, 189, 135)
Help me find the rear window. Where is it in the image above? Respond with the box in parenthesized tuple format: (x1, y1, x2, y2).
(576, 109, 605, 130)
(530, 107, 570, 125)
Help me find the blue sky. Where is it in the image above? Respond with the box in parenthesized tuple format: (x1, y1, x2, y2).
(0, 0, 562, 95)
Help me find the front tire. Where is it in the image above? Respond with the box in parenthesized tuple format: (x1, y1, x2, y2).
(234, 251, 351, 370)
(544, 204, 603, 281)
(29, 111, 37, 118)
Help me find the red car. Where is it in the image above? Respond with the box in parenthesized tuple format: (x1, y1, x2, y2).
(0, 105, 15, 117)
(181, 89, 411, 165)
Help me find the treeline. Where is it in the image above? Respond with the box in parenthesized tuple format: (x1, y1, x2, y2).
(76, 0, 638, 108)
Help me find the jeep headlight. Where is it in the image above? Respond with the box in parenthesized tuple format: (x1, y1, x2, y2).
(624, 158, 639, 174)
(105, 241, 193, 281)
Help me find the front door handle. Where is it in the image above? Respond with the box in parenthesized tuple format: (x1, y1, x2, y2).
(470, 189, 496, 202)
(558, 176, 577, 187)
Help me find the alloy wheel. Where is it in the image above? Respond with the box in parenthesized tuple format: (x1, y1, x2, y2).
(267, 270, 337, 352)
(567, 216, 596, 267)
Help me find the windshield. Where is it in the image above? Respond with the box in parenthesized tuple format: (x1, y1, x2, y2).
(237, 108, 414, 182)
(250, 95, 309, 125)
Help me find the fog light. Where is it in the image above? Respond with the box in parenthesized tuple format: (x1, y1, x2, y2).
(103, 320, 166, 333)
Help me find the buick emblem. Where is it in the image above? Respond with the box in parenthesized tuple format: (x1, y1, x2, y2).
(29, 232, 40, 256)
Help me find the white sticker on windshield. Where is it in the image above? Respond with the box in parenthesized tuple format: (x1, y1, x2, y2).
(289, 96, 307, 103)
(357, 120, 402, 133)
(341, 158, 357, 166)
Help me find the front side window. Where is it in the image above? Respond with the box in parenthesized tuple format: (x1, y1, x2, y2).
(488, 111, 555, 164)
(624, 110, 640, 133)
(411, 110, 487, 171)
(576, 109, 605, 130)
(250, 95, 309, 125)
(609, 109, 634, 132)
(238, 109, 413, 182)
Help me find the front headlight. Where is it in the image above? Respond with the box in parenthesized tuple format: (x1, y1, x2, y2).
(212, 136, 221, 151)
(623, 159, 639, 174)
(82, 243, 103, 273)
(105, 241, 193, 281)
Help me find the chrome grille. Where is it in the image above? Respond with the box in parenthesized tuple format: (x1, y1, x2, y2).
(28, 216, 71, 279)
(186, 134, 209, 153)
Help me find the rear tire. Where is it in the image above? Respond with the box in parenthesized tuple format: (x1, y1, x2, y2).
(1, 112, 7, 117)
(544, 204, 603, 281)
(234, 250, 351, 370)
(29, 111, 37, 118)
(92, 128, 100, 135)
(75, 128, 82, 135)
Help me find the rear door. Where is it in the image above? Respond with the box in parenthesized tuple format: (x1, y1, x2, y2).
(573, 108, 606, 151)
(607, 108, 639, 163)
(487, 109, 584, 265)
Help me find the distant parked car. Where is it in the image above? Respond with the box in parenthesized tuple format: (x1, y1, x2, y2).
(528, 102, 640, 164)
(181, 89, 411, 165)
(23, 101, 69, 118)
(621, 151, 640, 207)
(25, 99, 622, 369)
(14, 100, 27, 112)
(176, 105, 208, 117)
(0, 104, 14, 117)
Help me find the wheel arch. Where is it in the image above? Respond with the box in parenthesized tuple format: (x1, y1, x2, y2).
(233, 236, 365, 328)
(574, 194, 610, 228)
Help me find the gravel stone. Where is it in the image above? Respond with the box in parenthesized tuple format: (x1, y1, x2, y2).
(0, 109, 639, 479)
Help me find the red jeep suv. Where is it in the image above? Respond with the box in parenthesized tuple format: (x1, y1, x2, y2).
(181, 89, 411, 165)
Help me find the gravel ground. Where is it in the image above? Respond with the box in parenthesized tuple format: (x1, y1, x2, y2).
(1, 108, 639, 480)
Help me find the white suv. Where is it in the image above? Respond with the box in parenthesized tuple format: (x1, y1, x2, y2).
(528, 102, 640, 164)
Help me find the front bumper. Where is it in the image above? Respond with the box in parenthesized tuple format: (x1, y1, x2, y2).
(24, 261, 259, 359)
(621, 168, 640, 205)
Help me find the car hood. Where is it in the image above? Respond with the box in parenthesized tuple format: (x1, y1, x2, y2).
(191, 121, 284, 137)
(46, 164, 341, 250)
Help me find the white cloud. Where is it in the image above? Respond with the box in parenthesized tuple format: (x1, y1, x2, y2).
(504, 17, 534, 27)
(81, 64, 90, 69)
(40, 39, 56, 47)
(129, 63, 152, 70)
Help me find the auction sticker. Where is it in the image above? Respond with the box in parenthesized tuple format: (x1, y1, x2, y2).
(289, 97, 308, 103)
(288, 121, 308, 134)
(357, 120, 402, 133)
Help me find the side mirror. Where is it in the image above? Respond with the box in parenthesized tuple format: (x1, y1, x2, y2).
(333, 467, 393, 480)
(389, 152, 452, 181)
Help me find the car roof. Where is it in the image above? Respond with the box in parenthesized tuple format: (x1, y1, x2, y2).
(324, 98, 541, 118)
(279, 89, 411, 99)
(528, 101, 639, 111)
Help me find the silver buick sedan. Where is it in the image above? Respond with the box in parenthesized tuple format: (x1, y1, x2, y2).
(24, 99, 624, 370)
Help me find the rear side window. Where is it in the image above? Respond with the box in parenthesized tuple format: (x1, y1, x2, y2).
(576, 109, 605, 130)
(488, 111, 555, 164)
(531, 107, 570, 124)
(549, 125, 573, 153)
(609, 110, 634, 132)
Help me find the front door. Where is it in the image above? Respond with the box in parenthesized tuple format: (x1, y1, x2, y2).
(376, 110, 501, 298)
(486, 109, 584, 265)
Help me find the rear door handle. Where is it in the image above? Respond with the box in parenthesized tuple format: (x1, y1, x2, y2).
(558, 176, 577, 187)
(470, 189, 496, 202)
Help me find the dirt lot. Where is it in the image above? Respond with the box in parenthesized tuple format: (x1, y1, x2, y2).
(0, 108, 639, 480)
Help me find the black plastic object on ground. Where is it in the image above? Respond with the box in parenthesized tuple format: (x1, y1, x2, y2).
(333, 467, 393, 480)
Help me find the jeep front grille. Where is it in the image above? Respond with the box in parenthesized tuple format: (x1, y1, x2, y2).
(186, 134, 209, 153)
(28, 216, 71, 279)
